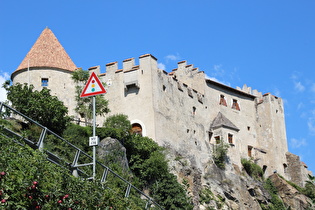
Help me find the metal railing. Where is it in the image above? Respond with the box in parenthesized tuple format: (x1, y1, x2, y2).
(0, 102, 162, 209)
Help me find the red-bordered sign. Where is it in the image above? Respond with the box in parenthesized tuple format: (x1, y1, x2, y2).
(80, 72, 106, 98)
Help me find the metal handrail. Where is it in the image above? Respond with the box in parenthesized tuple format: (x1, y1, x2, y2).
(0, 102, 163, 209)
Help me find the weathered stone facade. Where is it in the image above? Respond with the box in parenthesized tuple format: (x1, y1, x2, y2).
(12, 28, 312, 187)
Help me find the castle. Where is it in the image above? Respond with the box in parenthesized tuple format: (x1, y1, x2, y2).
(11, 28, 312, 186)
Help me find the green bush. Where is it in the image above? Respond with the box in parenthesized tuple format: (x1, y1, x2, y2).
(261, 178, 285, 210)
(241, 158, 263, 180)
(213, 143, 229, 169)
(152, 173, 193, 210)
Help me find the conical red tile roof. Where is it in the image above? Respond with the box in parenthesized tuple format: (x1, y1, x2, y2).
(14, 28, 77, 73)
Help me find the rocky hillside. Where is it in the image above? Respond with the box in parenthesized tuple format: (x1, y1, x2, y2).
(166, 147, 315, 210)
(97, 136, 315, 209)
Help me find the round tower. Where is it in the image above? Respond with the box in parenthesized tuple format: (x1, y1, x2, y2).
(11, 27, 78, 117)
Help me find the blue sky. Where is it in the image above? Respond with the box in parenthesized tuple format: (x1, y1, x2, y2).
(1, 1, 315, 173)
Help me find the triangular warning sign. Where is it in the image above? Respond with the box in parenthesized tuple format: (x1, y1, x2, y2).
(80, 72, 106, 98)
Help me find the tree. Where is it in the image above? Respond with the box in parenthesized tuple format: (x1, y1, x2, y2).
(3, 82, 70, 134)
(103, 114, 131, 140)
(71, 69, 110, 124)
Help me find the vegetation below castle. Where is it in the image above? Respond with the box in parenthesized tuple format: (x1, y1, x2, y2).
(0, 115, 193, 209)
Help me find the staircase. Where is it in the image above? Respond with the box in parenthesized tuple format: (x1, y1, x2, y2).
(0, 102, 162, 209)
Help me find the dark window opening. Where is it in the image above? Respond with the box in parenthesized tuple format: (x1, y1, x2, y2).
(41, 78, 48, 87)
(208, 132, 213, 142)
(283, 163, 288, 173)
(219, 95, 227, 106)
(263, 165, 267, 174)
(131, 123, 142, 136)
(232, 99, 240, 111)
(228, 134, 233, 144)
(163, 85, 166, 91)
(247, 126, 250, 131)
(248, 146, 253, 157)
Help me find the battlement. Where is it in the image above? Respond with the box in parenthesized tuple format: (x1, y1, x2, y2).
(236, 84, 262, 98)
(89, 54, 282, 108)
(171, 60, 203, 76)
(103, 54, 158, 74)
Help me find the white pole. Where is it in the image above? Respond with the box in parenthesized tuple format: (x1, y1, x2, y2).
(28, 60, 30, 87)
(93, 96, 96, 179)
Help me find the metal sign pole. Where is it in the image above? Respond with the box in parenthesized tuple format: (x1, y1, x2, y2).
(80, 72, 106, 180)
(93, 96, 96, 179)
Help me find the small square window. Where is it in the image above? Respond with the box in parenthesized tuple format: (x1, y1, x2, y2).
(41, 78, 48, 87)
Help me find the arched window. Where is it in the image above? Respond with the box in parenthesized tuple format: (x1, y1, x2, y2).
(131, 123, 142, 136)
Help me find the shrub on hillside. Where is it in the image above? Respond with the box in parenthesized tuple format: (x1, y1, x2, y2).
(241, 158, 263, 180)
(213, 143, 229, 169)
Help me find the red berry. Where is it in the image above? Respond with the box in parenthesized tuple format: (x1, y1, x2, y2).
(1, 199, 6, 203)
(58, 200, 62, 204)
(28, 195, 33, 199)
(35, 206, 41, 209)
(64, 194, 69, 199)
(31, 185, 36, 189)
(0, 172, 5, 176)
(33, 181, 38, 185)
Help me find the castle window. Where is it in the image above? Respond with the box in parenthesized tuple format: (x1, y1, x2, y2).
(131, 123, 142, 136)
(228, 134, 233, 144)
(219, 95, 227, 106)
(232, 99, 240, 111)
(215, 136, 221, 144)
(248, 146, 253, 157)
(41, 78, 48, 87)
(163, 85, 166, 92)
